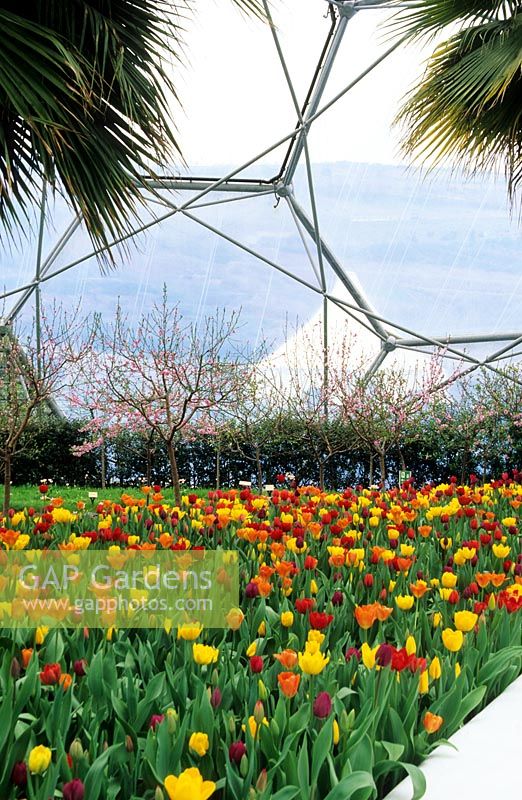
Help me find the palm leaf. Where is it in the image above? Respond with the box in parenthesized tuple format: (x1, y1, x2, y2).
(391, 1, 522, 202)
(0, 0, 266, 258)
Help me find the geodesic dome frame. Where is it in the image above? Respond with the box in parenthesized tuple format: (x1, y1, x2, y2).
(2, 0, 522, 397)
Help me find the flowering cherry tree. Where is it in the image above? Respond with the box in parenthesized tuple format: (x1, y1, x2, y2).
(331, 353, 450, 484)
(269, 321, 357, 490)
(73, 292, 253, 504)
(0, 306, 90, 512)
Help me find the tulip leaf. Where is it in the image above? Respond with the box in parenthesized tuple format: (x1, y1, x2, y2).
(311, 718, 332, 786)
(290, 703, 310, 734)
(374, 760, 426, 800)
(454, 685, 486, 727)
(476, 646, 522, 685)
(297, 734, 310, 800)
(322, 770, 376, 800)
(224, 755, 246, 800)
(84, 743, 126, 800)
(271, 788, 301, 800)
(381, 740, 405, 762)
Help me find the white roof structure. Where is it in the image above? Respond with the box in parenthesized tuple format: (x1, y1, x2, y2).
(1, 0, 521, 390)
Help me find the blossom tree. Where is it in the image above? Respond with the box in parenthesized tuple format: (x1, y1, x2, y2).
(0, 306, 91, 512)
(221, 360, 288, 490)
(331, 353, 450, 484)
(268, 321, 356, 490)
(75, 292, 254, 504)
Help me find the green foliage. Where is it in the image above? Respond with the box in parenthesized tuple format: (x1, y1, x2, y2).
(391, 1, 522, 202)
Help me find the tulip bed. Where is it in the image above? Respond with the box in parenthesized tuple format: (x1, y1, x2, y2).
(0, 479, 521, 800)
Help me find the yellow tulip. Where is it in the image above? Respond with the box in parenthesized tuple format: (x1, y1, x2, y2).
(361, 642, 378, 670)
(35, 626, 49, 645)
(280, 611, 294, 628)
(429, 657, 441, 680)
(28, 745, 52, 774)
(192, 644, 219, 665)
(432, 612, 442, 628)
(492, 543, 510, 559)
(453, 611, 478, 633)
(177, 624, 203, 641)
(419, 670, 429, 694)
(246, 641, 257, 657)
(164, 767, 215, 800)
(441, 572, 457, 589)
(189, 732, 210, 757)
(307, 630, 325, 645)
(441, 628, 463, 652)
(226, 608, 245, 631)
(405, 636, 416, 655)
(395, 594, 414, 611)
(243, 715, 269, 738)
(333, 719, 340, 746)
(298, 649, 329, 675)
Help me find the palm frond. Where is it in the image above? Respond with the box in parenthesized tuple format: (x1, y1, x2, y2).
(0, 1, 266, 260)
(387, 0, 516, 41)
(393, 3, 522, 202)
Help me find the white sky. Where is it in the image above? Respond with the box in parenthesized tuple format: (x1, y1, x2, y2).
(173, 0, 436, 169)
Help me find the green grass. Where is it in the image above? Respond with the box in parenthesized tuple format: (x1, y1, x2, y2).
(3, 485, 210, 511)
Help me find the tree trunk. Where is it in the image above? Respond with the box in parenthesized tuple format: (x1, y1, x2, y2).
(146, 433, 154, 485)
(100, 436, 106, 489)
(166, 440, 182, 506)
(3, 451, 12, 515)
(460, 445, 469, 485)
(255, 445, 263, 492)
(319, 461, 325, 491)
(215, 440, 221, 490)
(398, 448, 406, 471)
(369, 453, 374, 485)
(379, 452, 386, 486)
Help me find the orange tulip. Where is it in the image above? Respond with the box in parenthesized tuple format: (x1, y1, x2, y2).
(277, 671, 301, 698)
(374, 603, 393, 622)
(410, 580, 429, 598)
(354, 604, 376, 629)
(21, 648, 33, 668)
(59, 673, 73, 691)
(273, 649, 298, 669)
(423, 712, 443, 734)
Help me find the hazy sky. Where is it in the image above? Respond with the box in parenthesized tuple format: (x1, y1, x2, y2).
(173, 1, 435, 169)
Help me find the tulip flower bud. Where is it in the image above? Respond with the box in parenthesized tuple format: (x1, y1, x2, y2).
(155, 787, 165, 800)
(73, 659, 87, 677)
(166, 708, 178, 734)
(375, 644, 393, 668)
(69, 740, 84, 761)
(331, 590, 344, 606)
(229, 741, 247, 765)
(341, 708, 355, 732)
(488, 593, 496, 610)
(63, 779, 85, 800)
(270, 718, 280, 739)
(240, 754, 249, 778)
(253, 700, 264, 725)
(10, 657, 21, 680)
(256, 769, 268, 793)
(313, 691, 332, 718)
(229, 714, 236, 734)
(250, 656, 263, 674)
(125, 735, 134, 753)
(258, 679, 267, 700)
(210, 687, 222, 709)
(11, 762, 27, 788)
